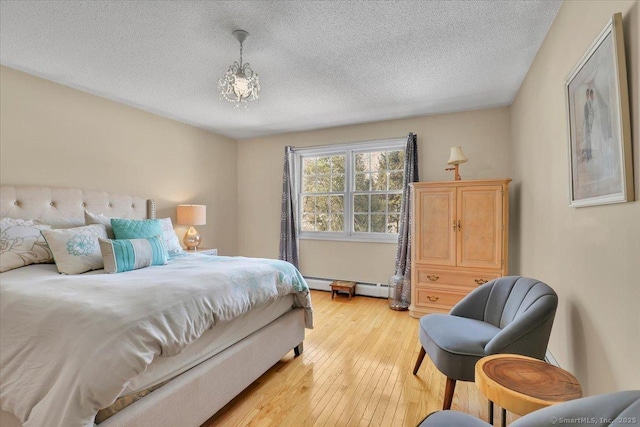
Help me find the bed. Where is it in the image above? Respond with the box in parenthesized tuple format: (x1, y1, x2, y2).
(0, 185, 313, 427)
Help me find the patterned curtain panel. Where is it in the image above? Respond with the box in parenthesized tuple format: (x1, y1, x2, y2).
(392, 133, 419, 307)
(279, 146, 299, 268)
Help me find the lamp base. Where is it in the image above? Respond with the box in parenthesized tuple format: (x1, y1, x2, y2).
(184, 226, 201, 250)
(445, 164, 462, 181)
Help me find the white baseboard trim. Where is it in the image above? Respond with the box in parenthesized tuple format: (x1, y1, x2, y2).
(545, 349, 560, 367)
(305, 277, 389, 299)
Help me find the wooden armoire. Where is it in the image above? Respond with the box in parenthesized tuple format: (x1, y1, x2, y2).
(409, 179, 511, 318)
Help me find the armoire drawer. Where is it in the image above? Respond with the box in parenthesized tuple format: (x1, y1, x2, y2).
(414, 287, 468, 312)
(416, 269, 501, 290)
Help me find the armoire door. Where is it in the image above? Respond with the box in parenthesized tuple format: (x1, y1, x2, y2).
(456, 185, 503, 270)
(414, 187, 456, 266)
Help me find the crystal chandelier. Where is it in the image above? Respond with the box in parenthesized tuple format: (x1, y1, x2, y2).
(218, 30, 260, 108)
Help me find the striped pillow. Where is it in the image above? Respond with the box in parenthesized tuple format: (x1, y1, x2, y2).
(99, 235, 168, 274)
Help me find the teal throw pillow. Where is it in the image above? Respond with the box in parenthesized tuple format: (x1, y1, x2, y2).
(111, 218, 163, 240)
(99, 235, 168, 273)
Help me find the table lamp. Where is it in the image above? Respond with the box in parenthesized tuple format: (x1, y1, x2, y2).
(445, 146, 468, 181)
(177, 204, 206, 250)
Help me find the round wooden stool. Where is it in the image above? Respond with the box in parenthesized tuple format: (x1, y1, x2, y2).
(475, 354, 582, 426)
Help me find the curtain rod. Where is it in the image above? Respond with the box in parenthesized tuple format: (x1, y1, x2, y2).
(288, 134, 410, 152)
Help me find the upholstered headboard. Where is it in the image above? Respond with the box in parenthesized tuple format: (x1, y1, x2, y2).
(0, 186, 156, 228)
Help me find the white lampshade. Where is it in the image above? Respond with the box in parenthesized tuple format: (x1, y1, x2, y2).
(447, 146, 468, 165)
(177, 205, 206, 226)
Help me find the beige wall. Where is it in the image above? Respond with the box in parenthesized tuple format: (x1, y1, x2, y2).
(0, 66, 239, 255)
(238, 107, 511, 284)
(510, 1, 639, 394)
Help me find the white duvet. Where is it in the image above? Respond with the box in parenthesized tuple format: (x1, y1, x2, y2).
(0, 254, 313, 427)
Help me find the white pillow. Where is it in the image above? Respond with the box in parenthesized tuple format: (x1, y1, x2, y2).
(41, 224, 108, 274)
(84, 211, 182, 255)
(84, 211, 115, 238)
(0, 218, 54, 272)
(158, 217, 183, 255)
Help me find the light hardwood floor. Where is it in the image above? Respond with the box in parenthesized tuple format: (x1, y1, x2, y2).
(204, 290, 515, 427)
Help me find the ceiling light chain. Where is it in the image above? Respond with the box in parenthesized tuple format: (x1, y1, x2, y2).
(218, 30, 260, 109)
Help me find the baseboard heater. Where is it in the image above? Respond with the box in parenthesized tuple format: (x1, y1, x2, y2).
(304, 277, 389, 299)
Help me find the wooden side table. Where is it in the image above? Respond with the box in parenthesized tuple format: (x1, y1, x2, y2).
(330, 280, 356, 300)
(475, 354, 582, 427)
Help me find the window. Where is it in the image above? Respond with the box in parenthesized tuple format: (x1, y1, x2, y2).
(295, 138, 405, 242)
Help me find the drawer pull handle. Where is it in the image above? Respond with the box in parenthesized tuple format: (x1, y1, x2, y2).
(427, 296, 439, 302)
(427, 275, 439, 281)
(475, 279, 488, 285)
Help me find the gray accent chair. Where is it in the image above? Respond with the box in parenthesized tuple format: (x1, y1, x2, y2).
(413, 276, 558, 410)
(418, 390, 640, 427)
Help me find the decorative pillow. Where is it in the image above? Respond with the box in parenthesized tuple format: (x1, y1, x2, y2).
(99, 235, 168, 273)
(110, 218, 183, 255)
(0, 218, 54, 272)
(86, 213, 182, 255)
(111, 218, 163, 240)
(158, 217, 183, 254)
(84, 211, 115, 238)
(41, 224, 108, 274)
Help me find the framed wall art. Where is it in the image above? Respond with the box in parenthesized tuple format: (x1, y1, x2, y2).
(564, 12, 634, 207)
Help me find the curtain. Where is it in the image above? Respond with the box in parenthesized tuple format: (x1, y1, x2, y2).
(392, 133, 419, 307)
(279, 146, 299, 268)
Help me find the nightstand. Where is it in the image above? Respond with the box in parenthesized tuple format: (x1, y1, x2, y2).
(186, 248, 218, 256)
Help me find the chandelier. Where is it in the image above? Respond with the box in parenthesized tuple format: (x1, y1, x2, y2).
(218, 30, 260, 108)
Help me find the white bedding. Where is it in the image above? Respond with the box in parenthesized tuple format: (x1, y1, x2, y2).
(0, 254, 313, 427)
(123, 294, 294, 396)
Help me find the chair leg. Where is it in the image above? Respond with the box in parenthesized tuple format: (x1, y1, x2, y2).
(413, 347, 426, 375)
(501, 407, 507, 427)
(488, 400, 494, 425)
(443, 377, 456, 410)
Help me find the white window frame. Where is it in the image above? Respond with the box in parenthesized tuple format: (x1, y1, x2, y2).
(294, 138, 406, 243)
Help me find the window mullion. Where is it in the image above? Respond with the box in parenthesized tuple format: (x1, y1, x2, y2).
(345, 150, 353, 237)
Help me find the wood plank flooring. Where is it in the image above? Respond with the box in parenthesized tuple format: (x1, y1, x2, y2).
(203, 290, 516, 427)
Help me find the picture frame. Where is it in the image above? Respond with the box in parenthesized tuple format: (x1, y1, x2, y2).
(564, 12, 634, 207)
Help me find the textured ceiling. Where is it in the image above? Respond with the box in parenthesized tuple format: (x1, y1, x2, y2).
(0, 1, 561, 140)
